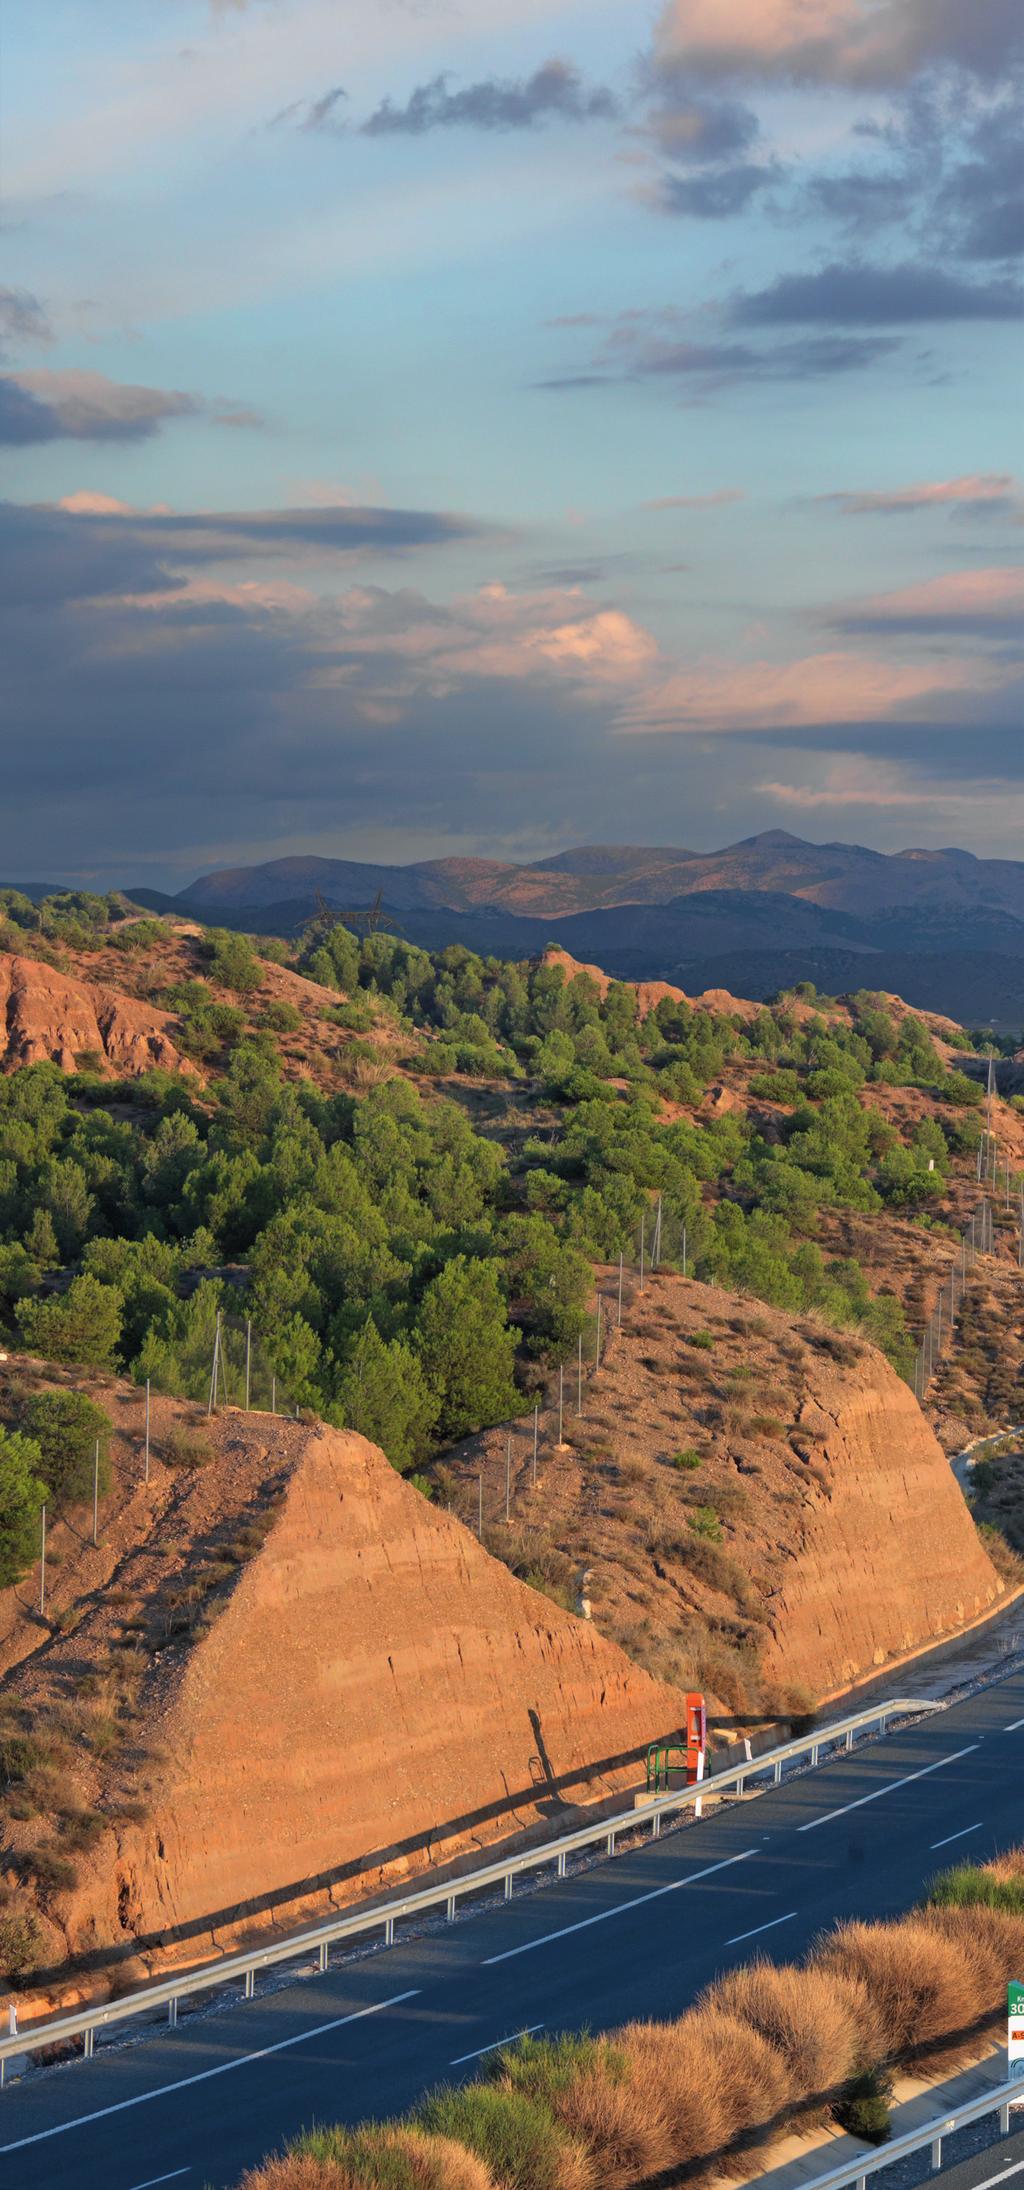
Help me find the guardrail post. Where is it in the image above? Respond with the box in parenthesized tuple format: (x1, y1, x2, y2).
(557, 1851, 567, 1878)
(651, 1812, 661, 1838)
(168, 1997, 177, 2028)
(244, 1969, 255, 2000)
(811, 1743, 819, 1767)
(606, 1831, 616, 1855)
(1001, 2104, 1011, 2134)
(504, 1872, 514, 1902)
(846, 1726, 854, 1751)
(319, 1941, 328, 1973)
(83, 2027, 94, 2059)
(931, 2136, 942, 2170)
(774, 1758, 782, 1784)
(447, 1895, 456, 1921)
(385, 1916, 395, 1946)
(736, 1773, 745, 1795)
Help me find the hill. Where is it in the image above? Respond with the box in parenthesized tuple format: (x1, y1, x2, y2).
(434, 1270, 1003, 1713)
(0, 1366, 683, 2005)
(123, 833, 1024, 1027)
(156, 832, 1024, 926)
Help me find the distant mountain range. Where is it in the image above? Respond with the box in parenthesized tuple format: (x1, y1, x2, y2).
(111, 831, 1024, 1032)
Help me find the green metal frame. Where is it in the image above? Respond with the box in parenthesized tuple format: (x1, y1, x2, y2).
(646, 1738, 691, 1793)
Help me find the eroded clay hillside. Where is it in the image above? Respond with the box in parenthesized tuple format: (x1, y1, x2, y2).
(436, 1272, 1004, 1713)
(0, 1369, 681, 2007)
(0, 952, 198, 1080)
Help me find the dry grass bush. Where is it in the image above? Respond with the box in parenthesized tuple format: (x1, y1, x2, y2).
(241, 2158, 349, 2190)
(703, 1962, 866, 2112)
(548, 2060, 674, 2189)
(813, 1917, 990, 2071)
(617, 2018, 734, 2172)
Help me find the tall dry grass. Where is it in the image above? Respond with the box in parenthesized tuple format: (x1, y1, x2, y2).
(813, 1915, 996, 2073)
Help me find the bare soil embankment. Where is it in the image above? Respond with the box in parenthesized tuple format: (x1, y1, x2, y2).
(0, 1373, 682, 2006)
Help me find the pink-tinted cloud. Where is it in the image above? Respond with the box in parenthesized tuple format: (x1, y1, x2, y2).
(624, 647, 988, 732)
(654, 0, 1023, 86)
(822, 474, 1021, 516)
(835, 566, 1024, 637)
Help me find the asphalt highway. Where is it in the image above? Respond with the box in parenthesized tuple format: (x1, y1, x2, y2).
(4, 1670, 1024, 2190)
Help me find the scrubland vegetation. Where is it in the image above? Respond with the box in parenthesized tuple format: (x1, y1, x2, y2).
(239, 1852, 1024, 2190)
(0, 897, 1004, 1589)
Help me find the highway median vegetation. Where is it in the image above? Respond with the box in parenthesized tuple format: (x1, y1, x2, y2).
(239, 1852, 1024, 2190)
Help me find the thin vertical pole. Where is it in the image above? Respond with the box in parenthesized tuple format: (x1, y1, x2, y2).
(505, 1436, 511, 1523)
(533, 1402, 539, 1486)
(639, 1217, 645, 1294)
(577, 1333, 583, 1414)
(144, 1377, 151, 1486)
(558, 1364, 564, 1445)
(245, 1319, 252, 1410)
(617, 1254, 623, 1326)
(595, 1296, 602, 1370)
(39, 1504, 46, 1616)
(93, 1440, 99, 1547)
(214, 1311, 221, 1409)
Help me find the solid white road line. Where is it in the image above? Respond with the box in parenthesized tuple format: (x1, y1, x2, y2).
(797, 1746, 979, 1833)
(725, 1911, 797, 1946)
(450, 2024, 544, 2066)
(1005, 1717, 1024, 1732)
(127, 2173, 191, 2190)
(0, 1990, 422, 2156)
(482, 1849, 756, 1966)
(930, 1822, 983, 1850)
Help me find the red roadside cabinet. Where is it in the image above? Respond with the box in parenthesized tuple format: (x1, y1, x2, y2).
(685, 1691, 707, 1786)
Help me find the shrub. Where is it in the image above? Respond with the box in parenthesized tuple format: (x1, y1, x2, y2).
(202, 928, 262, 994)
(688, 1505, 723, 1542)
(670, 1449, 702, 1471)
(0, 1908, 42, 1984)
(417, 2084, 576, 2190)
(0, 1430, 47, 1587)
(164, 1424, 214, 1469)
(23, 1388, 112, 1509)
(834, 2065, 893, 2143)
(688, 1330, 716, 1350)
(21, 1843, 78, 1897)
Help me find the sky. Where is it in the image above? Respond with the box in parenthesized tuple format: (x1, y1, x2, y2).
(1, 0, 1022, 891)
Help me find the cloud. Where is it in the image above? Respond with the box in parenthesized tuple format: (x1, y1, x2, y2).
(541, 314, 900, 391)
(820, 473, 1022, 516)
(0, 498, 490, 610)
(653, 0, 1024, 89)
(360, 60, 619, 136)
(832, 566, 1024, 639)
(654, 162, 777, 217)
(643, 87, 760, 163)
(0, 369, 264, 445)
(623, 649, 989, 733)
(0, 288, 53, 355)
(643, 489, 746, 510)
(734, 260, 1024, 324)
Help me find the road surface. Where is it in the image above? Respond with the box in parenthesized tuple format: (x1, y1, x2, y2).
(4, 1670, 1024, 2190)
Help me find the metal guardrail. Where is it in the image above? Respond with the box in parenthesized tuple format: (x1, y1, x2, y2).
(782, 2069, 1024, 2190)
(0, 1693, 937, 2082)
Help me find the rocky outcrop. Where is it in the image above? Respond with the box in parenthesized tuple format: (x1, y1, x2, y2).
(0, 951, 196, 1078)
